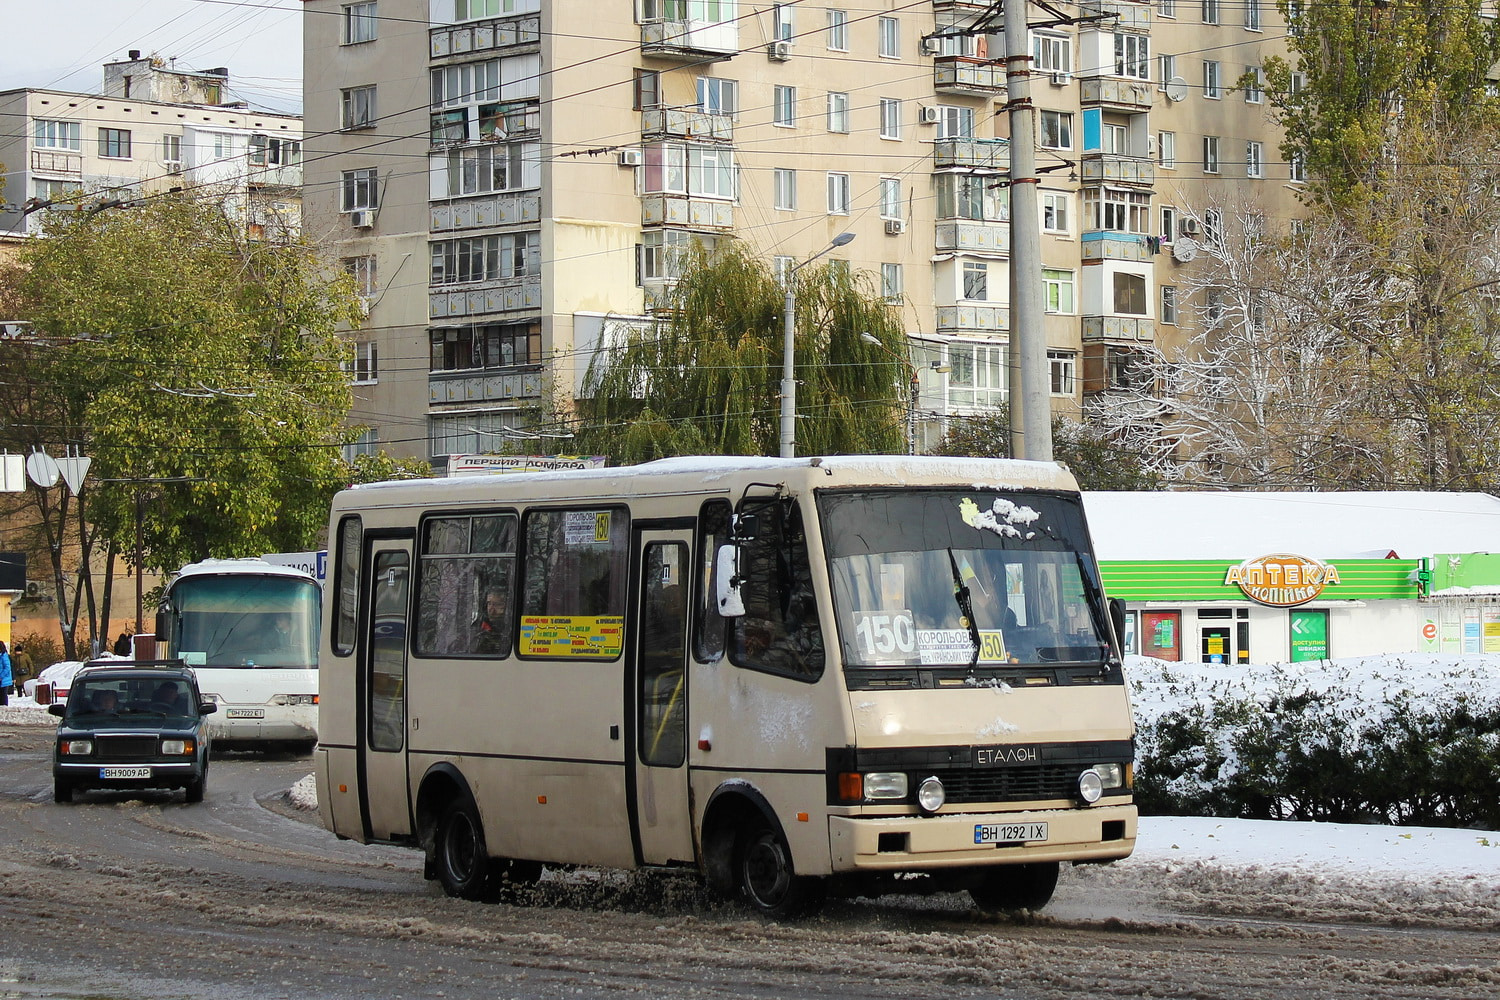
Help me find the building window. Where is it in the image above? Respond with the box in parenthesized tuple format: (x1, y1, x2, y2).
(774, 3, 794, 40)
(1158, 0, 1176, 16)
(341, 168, 379, 211)
(936, 173, 1007, 222)
(161, 134, 181, 165)
(1115, 33, 1149, 79)
(342, 85, 377, 128)
(1043, 268, 1075, 313)
(1103, 122, 1130, 154)
(1247, 141, 1263, 179)
(1033, 32, 1071, 75)
(948, 341, 1008, 408)
(1160, 285, 1178, 324)
(774, 167, 797, 210)
(430, 323, 542, 375)
(1159, 53, 1176, 88)
(937, 105, 975, 139)
(97, 127, 131, 159)
(879, 98, 901, 139)
(1042, 191, 1069, 234)
(641, 143, 735, 199)
(879, 177, 902, 220)
(431, 232, 540, 285)
(343, 2, 378, 44)
(1204, 60, 1222, 98)
(697, 77, 738, 117)
(634, 69, 660, 110)
(773, 85, 796, 127)
(962, 261, 988, 301)
(827, 8, 848, 50)
(1040, 110, 1073, 149)
(1084, 187, 1151, 234)
(1203, 208, 1223, 245)
(1203, 135, 1220, 173)
(772, 255, 795, 287)
(640, 230, 713, 282)
(1245, 0, 1261, 29)
(250, 135, 301, 166)
(1160, 204, 1177, 241)
(344, 255, 378, 297)
(1113, 272, 1147, 314)
(827, 92, 849, 133)
(1158, 131, 1176, 168)
(878, 16, 900, 57)
(1202, 0, 1219, 24)
(346, 340, 379, 384)
(1290, 151, 1307, 183)
(439, 141, 540, 196)
(458, 0, 541, 17)
(881, 263, 903, 303)
(1048, 351, 1076, 395)
(1244, 66, 1264, 103)
(826, 172, 851, 214)
(343, 427, 378, 463)
(34, 119, 81, 151)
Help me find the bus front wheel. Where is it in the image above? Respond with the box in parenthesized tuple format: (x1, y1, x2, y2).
(969, 861, 1059, 913)
(736, 819, 824, 919)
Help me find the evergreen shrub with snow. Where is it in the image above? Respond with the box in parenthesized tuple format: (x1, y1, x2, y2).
(1129, 656, 1500, 830)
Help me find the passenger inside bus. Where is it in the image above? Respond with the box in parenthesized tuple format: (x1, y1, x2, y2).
(475, 588, 509, 654)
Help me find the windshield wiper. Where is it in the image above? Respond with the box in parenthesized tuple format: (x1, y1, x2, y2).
(946, 548, 981, 670)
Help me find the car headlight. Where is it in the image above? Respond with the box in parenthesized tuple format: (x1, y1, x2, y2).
(160, 739, 195, 756)
(863, 772, 909, 800)
(1092, 763, 1125, 790)
(1078, 768, 1104, 804)
(61, 739, 94, 756)
(916, 776, 945, 814)
(286, 694, 318, 706)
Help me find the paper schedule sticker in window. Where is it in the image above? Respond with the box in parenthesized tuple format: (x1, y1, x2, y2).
(519, 616, 624, 657)
(563, 510, 611, 545)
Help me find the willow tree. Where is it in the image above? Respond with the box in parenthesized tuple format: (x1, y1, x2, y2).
(0, 194, 366, 656)
(574, 242, 907, 463)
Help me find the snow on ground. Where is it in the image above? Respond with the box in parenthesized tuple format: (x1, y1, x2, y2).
(9, 651, 1498, 894)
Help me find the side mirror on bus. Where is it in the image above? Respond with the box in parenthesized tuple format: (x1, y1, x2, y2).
(731, 512, 758, 541)
(1108, 597, 1127, 657)
(715, 544, 746, 618)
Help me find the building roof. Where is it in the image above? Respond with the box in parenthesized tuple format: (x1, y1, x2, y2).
(1082, 491, 1500, 562)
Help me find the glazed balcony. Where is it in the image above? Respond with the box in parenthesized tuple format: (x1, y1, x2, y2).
(640, 19, 738, 63)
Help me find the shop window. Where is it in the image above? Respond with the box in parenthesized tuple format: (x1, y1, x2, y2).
(1141, 610, 1181, 660)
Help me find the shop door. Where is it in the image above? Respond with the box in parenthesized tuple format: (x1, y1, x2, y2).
(1200, 626, 1231, 664)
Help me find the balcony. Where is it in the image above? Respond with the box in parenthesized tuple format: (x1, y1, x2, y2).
(429, 276, 543, 319)
(1081, 231, 1158, 263)
(1080, 153, 1155, 187)
(933, 56, 1006, 96)
(1080, 77, 1154, 111)
(429, 367, 544, 406)
(30, 149, 82, 175)
(642, 106, 733, 143)
(430, 14, 540, 59)
(430, 193, 542, 233)
(934, 136, 1009, 172)
(640, 19, 738, 63)
(642, 194, 733, 229)
(935, 220, 1010, 255)
(1081, 315, 1155, 344)
(932, 0, 993, 10)
(247, 163, 301, 191)
(1077, 0, 1151, 30)
(936, 303, 1008, 334)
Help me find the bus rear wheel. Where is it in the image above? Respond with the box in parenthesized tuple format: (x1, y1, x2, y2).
(736, 820, 824, 919)
(435, 798, 497, 901)
(969, 861, 1059, 913)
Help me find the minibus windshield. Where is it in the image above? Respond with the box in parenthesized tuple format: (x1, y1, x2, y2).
(820, 489, 1111, 677)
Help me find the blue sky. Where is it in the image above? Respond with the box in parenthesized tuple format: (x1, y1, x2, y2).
(0, 0, 302, 113)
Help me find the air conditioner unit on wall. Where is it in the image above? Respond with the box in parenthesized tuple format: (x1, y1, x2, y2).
(1179, 217, 1199, 236)
(884, 219, 906, 235)
(920, 36, 941, 56)
(767, 40, 791, 61)
(919, 105, 940, 125)
(350, 210, 374, 229)
(619, 148, 643, 168)
(1049, 71, 1071, 86)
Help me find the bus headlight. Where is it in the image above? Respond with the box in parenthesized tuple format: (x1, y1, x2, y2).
(916, 776, 945, 814)
(1078, 769, 1104, 804)
(1092, 763, 1125, 791)
(863, 772, 908, 800)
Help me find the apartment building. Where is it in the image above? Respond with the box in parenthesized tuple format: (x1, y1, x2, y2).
(0, 54, 303, 239)
(302, 0, 1300, 467)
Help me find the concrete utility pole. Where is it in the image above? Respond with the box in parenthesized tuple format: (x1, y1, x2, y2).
(1004, 0, 1053, 462)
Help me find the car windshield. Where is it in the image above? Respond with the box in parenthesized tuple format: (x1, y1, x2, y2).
(68, 678, 198, 719)
(820, 489, 1111, 672)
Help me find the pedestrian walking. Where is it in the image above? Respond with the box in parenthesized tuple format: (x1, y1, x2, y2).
(112, 632, 131, 656)
(0, 641, 12, 706)
(10, 643, 34, 696)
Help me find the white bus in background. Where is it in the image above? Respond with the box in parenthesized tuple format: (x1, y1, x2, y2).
(155, 558, 321, 751)
(316, 457, 1137, 917)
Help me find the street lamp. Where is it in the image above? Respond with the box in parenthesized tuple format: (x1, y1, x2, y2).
(780, 232, 856, 459)
(861, 332, 950, 455)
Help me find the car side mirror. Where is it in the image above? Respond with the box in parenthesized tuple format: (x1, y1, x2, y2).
(715, 544, 745, 618)
(48, 704, 65, 718)
(198, 702, 217, 715)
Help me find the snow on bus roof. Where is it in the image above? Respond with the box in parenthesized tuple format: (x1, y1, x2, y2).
(1083, 490, 1500, 561)
(173, 558, 317, 581)
(354, 455, 1076, 493)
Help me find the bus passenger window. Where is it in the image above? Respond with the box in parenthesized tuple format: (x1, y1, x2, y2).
(693, 501, 731, 663)
(333, 516, 362, 656)
(518, 508, 629, 659)
(730, 499, 824, 681)
(416, 513, 518, 658)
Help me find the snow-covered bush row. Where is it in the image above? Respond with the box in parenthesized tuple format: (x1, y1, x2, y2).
(1128, 655, 1500, 829)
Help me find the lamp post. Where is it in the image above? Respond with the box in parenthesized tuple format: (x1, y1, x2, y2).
(860, 332, 950, 455)
(780, 232, 856, 458)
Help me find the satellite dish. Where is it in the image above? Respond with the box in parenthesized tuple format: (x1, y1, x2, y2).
(1172, 237, 1200, 262)
(1165, 76, 1189, 102)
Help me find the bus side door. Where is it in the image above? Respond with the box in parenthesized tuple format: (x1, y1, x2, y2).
(628, 529, 696, 866)
(360, 538, 414, 842)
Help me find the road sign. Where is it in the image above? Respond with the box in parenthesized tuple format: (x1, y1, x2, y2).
(25, 451, 59, 488)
